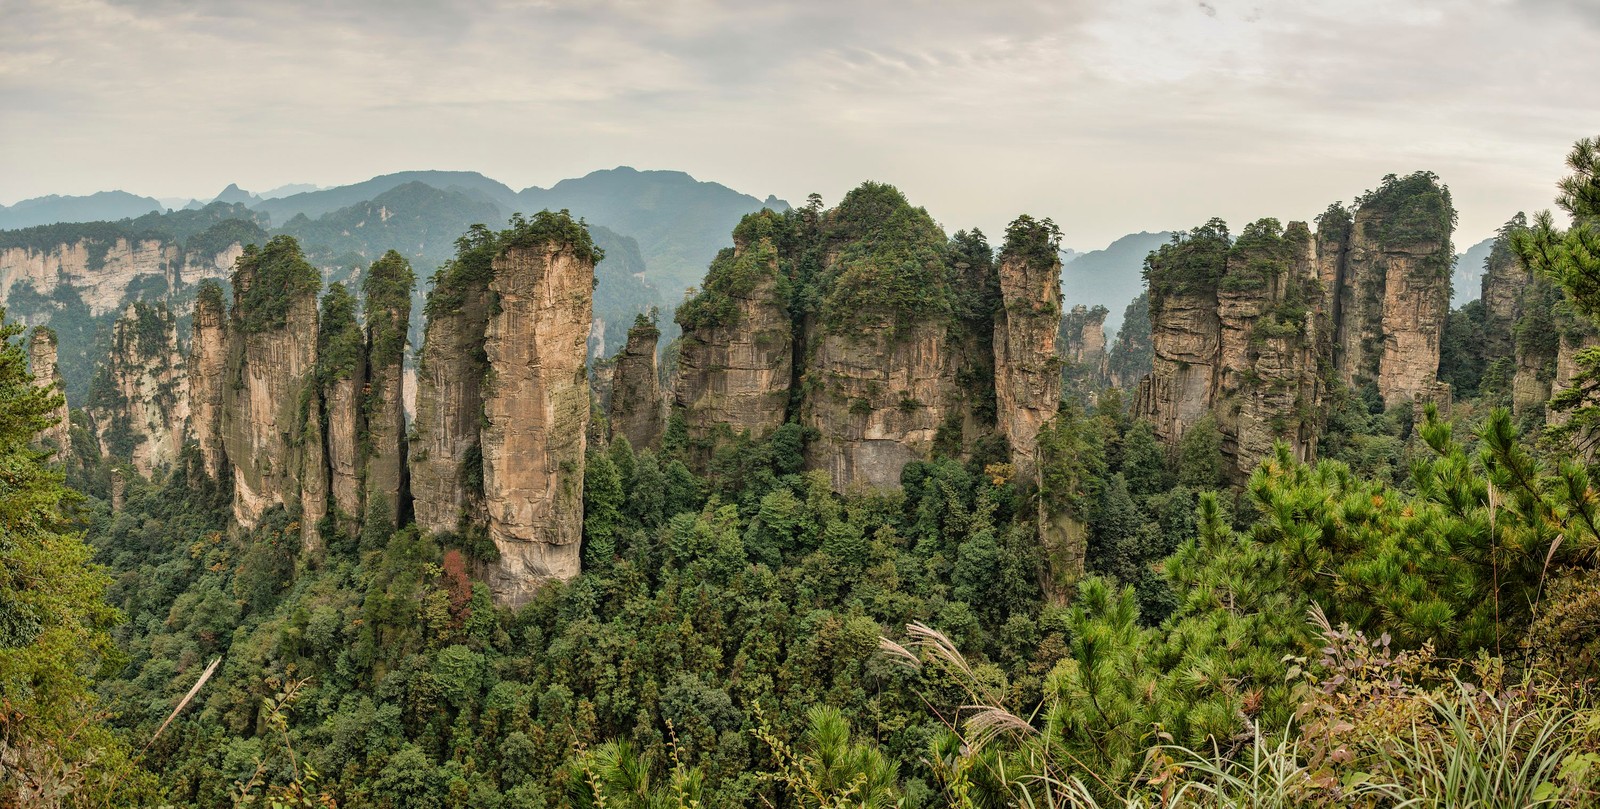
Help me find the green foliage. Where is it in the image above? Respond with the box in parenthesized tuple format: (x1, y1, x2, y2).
(819, 182, 952, 334)
(500, 209, 605, 264)
(316, 283, 363, 385)
(999, 214, 1063, 270)
(674, 210, 782, 331)
(0, 308, 139, 805)
(363, 250, 415, 373)
(1176, 414, 1225, 488)
(1145, 218, 1231, 305)
(1107, 292, 1153, 388)
(232, 235, 322, 334)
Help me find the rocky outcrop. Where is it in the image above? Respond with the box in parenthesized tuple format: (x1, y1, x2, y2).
(220, 237, 322, 534)
(410, 235, 493, 537)
(317, 283, 366, 535)
(674, 212, 793, 467)
(609, 315, 663, 449)
(87, 302, 189, 476)
(1061, 305, 1109, 371)
(1328, 175, 1455, 407)
(1137, 218, 1323, 478)
(993, 219, 1064, 475)
(362, 251, 413, 530)
(1133, 173, 1454, 477)
(1481, 215, 1532, 361)
(0, 236, 246, 315)
(187, 282, 229, 480)
(803, 319, 959, 489)
(26, 327, 70, 457)
(479, 232, 595, 607)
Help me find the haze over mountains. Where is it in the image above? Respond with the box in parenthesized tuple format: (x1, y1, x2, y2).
(2, 167, 1506, 360)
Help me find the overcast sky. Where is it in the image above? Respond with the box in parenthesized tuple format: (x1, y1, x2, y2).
(2, 0, 1598, 249)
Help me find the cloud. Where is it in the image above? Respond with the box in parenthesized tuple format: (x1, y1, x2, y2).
(1, 0, 1598, 248)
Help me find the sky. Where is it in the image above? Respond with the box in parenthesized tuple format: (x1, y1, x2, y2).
(2, 0, 1598, 250)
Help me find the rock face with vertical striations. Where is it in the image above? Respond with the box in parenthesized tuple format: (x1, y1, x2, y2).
(1134, 172, 1454, 476)
(993, 217, 1064, 476)
(411, 226, 494, 537)
(26, 326, 71, 458)
(1136, 221, 1228, 452)
(1137, 218, 1325, 479)
(187, 282, 229, 481)
(362, 251, 414, 530)
(609, 314, 663, 449)
(800, 185, 961, 490)
(1480, 214, 1533, 362)
(1327, 174, 1455, 408)
(479, 214, 597, 607)
(317, 283, 366, 536)
(87, 301, 190, 476)
(674, 210, 793, 468)
(220, 236, 322, 531)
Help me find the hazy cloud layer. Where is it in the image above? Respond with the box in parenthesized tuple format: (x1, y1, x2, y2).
(2, 0, 1598, 248)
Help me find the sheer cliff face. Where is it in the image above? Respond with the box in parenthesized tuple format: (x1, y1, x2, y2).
(480, 241, 593, 607)
(674, 227, 793, 466)
(89, 302, 190, 476)
(1137, 219, 1323, 478)
(0, 238, 243, 316)
(221, 239, 322, 530)
(1481, 224, 1532, 361)
(411, 274, 490, 537)
(993, 227, 1064, 475)
(1326, 175, 1454, 407)
(26, 327, 70, 457)
(362, 252, 414, 530)
(1133, 174, 1454, 476)
(187, 284, 229, 481)
(609, 318, 663, 450)
(803, 320, 958, 489)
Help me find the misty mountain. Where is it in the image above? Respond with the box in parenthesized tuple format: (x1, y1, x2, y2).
(1450, 235, 1496, 308)
(1061, 230, 1172, 335)
(211, 183, 261, 206)
(253, 170, 521, 223)
(0, 190, 164, 230)
(519, 166, 789, 296)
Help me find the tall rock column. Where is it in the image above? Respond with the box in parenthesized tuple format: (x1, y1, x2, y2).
(1135, 221, 1228, 447)
(479, 215, 597, 606)
(187, 282, 229, 481)
(609, 315, 664, 449)
(318, 283, 366, 537)
(993, 215, 1064, 475)
(1327, 173, 1454, 407)
(674, 211, 793, 469)
(26, 327, 71, 458)
(411, 229, 495, 536)
(362, 251, 414, 530)
(87, 302, 189, 476)
(221, 237, 322, 531)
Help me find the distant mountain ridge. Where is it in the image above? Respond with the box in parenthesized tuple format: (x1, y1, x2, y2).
(1061, 230, 1173, 336)
(0, 190, 164, 230)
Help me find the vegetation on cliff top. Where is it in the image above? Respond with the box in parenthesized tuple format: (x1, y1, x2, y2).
(231, 235, 322, 334)
(364, 250, 415, 373)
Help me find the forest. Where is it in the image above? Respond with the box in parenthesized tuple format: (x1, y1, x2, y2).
(1, 137, 1599, 808)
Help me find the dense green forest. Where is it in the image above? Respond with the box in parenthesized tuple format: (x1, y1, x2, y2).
(3, 140, 1600, 808)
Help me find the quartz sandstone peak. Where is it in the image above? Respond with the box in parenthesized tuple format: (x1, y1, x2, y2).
(362, 251, 415, 530)
(88, 302, 190, 477)
(26, 327, 71, 458)
(479, 227, 595, 607)
(609, 315, 664, 450)
(993, 216, 1064, 476)
(187, 282, 229, 481)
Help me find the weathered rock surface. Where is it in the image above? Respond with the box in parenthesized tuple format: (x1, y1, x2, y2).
(802, 319, 959, 489)
(186, 283, 229, 480)
(674, 219, 793, 467)
(993, 236, 1063, 475)
(88, 302, 190, 476)
(410, 253, 491, 537)
(362, 251, 413, 530)
(221, 239, 321, 530)
(1137, 219, 1323, 478)
(479, 240, 594, 606)
(609, 316, 664, 449)
(26, 327, 71, 457)
(0, 238, 244, 316)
